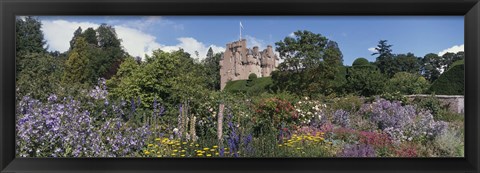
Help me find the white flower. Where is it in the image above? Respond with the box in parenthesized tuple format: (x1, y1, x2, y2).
(173, 128, 179, 133)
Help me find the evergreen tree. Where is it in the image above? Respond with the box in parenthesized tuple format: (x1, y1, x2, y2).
(63, 37, 90, 84)
(372, 40, 394, 77)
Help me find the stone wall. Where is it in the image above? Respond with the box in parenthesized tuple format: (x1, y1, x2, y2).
(219, 39, 279, 90)
(406, 95, 464, 114)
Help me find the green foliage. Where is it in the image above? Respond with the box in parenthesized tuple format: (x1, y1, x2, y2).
(16, 16, 47, 75)
(107, 49, 207, 110)
(272, 30, 343, 96)
(201, 52, 222, 91)
(63, 37, 91, 85)
(413, 94, 443, 116)
(387, 72, 430, 95)
(429, 61, 464, 95)
(330, 95, 364, 113)
(421, 53, 442, 82)
(372, 40, 394, 77)
(352, 58, 370, 67)
(379, 91, 408, 104)
(392, 53, 421, 75)
(345, 67, 387, 97)
(248, 73, 258, 80)
(16, 53, 63, 100)
(253, 98, 298, 135)
(224, 77, 273, 96)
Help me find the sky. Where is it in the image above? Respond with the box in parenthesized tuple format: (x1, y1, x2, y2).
(36, 16, 464, 66)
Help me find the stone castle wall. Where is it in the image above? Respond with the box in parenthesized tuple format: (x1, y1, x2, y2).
(220, 39, 279, 90)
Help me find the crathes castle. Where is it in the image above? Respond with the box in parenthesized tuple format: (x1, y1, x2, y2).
(220, 39, 279, 90)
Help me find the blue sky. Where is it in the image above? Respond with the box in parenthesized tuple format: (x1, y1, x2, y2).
(38, 16, 464, 66)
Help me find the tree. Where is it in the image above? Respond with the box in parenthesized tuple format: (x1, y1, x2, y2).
(421, 53, 442, 82)
(108, 49, 208, 109)
(345, 64, 386, 97)
(69, 27, 83, 50)
(16, 16, 46, 54)
(63, 37, 91, 84)
(429, 60, 464, 95)
(392, 53, 421, 74)
(272, 30, 343, 96)
(387, 72, 430, 95)
(83, 27, 98, 46)
(372, 40, 395, 77)
(202, 49, 222, 91)
(352, 58, 370, 67)
(16, 16, 47, 75)
(16, 53, 63, 100)
(97, 24, 121, 48)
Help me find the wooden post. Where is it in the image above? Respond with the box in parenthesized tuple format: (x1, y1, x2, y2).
(217, 104, 225, 143)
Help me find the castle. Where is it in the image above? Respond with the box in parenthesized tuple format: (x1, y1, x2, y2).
(220, 39, 279, 90)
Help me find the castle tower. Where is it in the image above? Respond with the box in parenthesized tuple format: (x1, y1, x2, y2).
(220, 39, 279, 90)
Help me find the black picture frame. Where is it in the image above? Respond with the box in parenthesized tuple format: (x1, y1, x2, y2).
(1, 0, 479, 173)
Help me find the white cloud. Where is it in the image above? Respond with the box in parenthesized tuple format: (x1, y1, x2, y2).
(41, 19, 221, 61)
(160, 37, 224, 60)
(245, 35, 266, 49)
(368, 47, 378, 53)
(438, 44, 464, 56)
(42, 20, 99, 52)
(288, 32, 295, 38)
(114, 25, 162, 58)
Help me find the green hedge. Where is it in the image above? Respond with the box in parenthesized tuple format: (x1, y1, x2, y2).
(224, 77, 272, 94)
(429, 61, 464, 95)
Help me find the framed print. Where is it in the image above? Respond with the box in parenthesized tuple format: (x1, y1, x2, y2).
(1, 0, 479, 173)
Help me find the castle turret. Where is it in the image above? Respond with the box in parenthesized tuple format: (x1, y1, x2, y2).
(220, 39, 278, 90)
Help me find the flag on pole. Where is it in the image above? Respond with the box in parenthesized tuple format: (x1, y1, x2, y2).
(240, 21, 243, 29)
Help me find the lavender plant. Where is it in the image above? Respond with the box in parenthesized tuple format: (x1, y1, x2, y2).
(360, 99, 448, 143)
(337, 144, 376, 157)
(333, 109, 350, 128)
(16, 79, 153, 157)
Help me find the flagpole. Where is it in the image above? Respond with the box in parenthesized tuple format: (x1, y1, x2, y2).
(240, 22, 242, 40)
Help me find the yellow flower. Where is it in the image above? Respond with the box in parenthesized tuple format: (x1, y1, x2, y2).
(296, 147, 301, 150)
(203, 148, 210, 151)
(157, 155, 162, 157)
(278, 144, 283, 147)
(181, 154, 185, 157)
(181, 150, 186, 153)
(195, 144, 200, 147)
(197, 153, 204, 156)
(213, 145, 218, 149)
(196, 150, 202, 153)
(145, 151, 150, 155)
(171, 153, 177, 156)
(151, 150, 155, 152)
(147, 144, 154, 147)
(182, 142, 187, 145)
(215, 152, 219, 156)
(206, 154, 212, 157)
(155, 138, 161, 141)
(210, 149, 215, 152)
(173, 150, 178, 152)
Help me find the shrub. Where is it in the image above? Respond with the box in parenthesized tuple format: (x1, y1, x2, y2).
(352, 57, 371, 67)
(387, 72, 430, 95)
(333, 109, 350, 128)
(248, 73, 258, 80)
(253, 98, 298, 135)
(330, 95, 363, 113)
(429, 61, 464, 95)
(360, 99, 448, 143)
(337, 144, 376, 157)
(433, 128, 464, 157)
